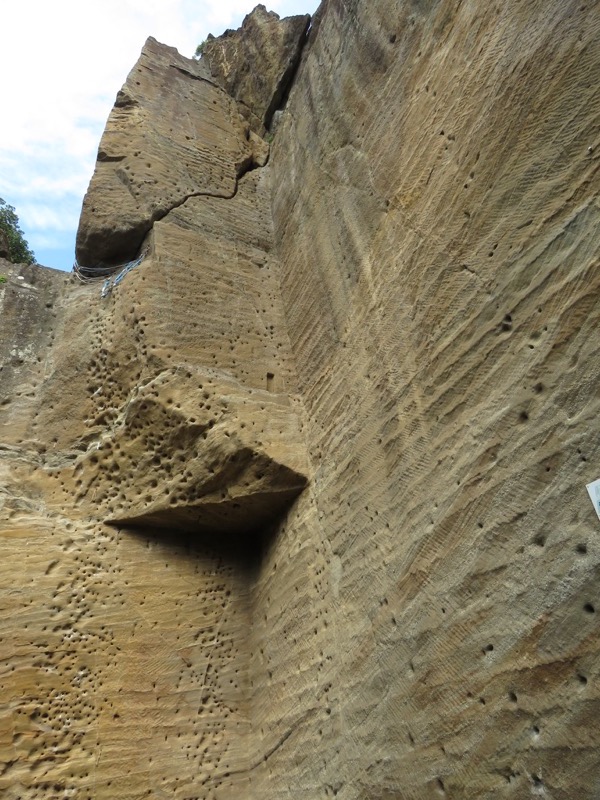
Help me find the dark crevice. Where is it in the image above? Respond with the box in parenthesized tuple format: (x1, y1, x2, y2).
(118, 525, 260, 569)
(114, 90, 138, 109)
(254, 707, 318, 765)
(97, 152, 126, 163)
(151, 151, 264, 224)
(219, 707, 318, 776)
(264, 16, 312, 130)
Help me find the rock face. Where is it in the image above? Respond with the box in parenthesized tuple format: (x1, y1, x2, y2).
(202, 4, 310, 134)
(2, 2, 600, 799)
(82, 367, 307, 534)
(75, 37, 269, 269)
(1, 33, 306, 795)
(0, 260, 66, 434)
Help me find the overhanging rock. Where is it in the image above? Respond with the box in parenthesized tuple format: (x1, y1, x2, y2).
(75, 37, 267, 270)
(74, 367, 308, 534)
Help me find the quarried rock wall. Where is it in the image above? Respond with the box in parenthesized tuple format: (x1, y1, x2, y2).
(0, 21, 307, 798)
(259, 0, 600, 797)
(1, 2, 599, 799)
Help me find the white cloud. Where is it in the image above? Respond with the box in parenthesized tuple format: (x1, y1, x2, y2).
(0, 0, 318, 270)
(18, 204, 81, 233)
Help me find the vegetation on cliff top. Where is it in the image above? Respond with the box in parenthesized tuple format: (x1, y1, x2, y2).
(0, 198, 35, 265)
(193, 39, 207, 59)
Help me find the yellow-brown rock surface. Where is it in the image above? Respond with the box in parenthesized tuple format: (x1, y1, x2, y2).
(202, 4, 310, 135)
(1, 1, 600, 799)
(0, 37, 306, 794)
(75, 37, 268, 269)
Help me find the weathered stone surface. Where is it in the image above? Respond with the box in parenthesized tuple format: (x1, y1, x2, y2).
(0, 260, 66, 440)
(0, 98, 305, 800)
(202, 4, 310, 134)
(79, 367, 307, 534)
(2, 1, 600, 799)
(260, 0, 600, 796)
(75, 36, 268, 269)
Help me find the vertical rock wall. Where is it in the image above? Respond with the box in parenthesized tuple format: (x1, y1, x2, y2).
(0, 26, 307, 799)
(1, 2, 600, 799)
(261, 0, 600, 797)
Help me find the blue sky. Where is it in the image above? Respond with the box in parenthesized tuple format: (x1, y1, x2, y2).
(0, 1, 318, 272)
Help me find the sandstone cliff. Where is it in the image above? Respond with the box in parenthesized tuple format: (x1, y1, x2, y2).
(1, 2, 599, 799)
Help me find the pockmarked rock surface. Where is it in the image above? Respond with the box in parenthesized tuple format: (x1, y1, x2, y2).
(1, 34, 304, 794)
(2, 1, 600, 799)
(81, 366, 308, 534)
(202, 4, 310, 134)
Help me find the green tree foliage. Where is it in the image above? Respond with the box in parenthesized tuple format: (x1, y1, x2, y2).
(193, 41, 206, 59)
(0, 198, 35, 264)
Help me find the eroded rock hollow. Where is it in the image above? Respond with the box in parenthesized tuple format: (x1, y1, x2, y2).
(1, 1, 599, 798)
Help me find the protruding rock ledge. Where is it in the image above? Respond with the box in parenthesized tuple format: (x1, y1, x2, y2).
(75, 37, 265, 270)
(74, 367, 309, 535)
